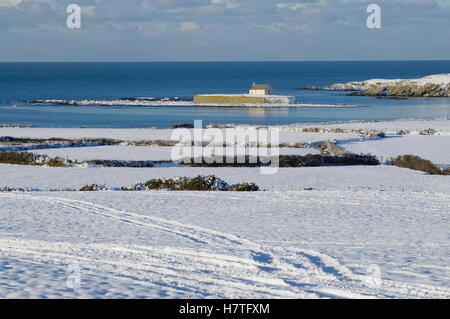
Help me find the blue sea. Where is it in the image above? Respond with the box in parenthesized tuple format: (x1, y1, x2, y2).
(0, 61, 449, 128)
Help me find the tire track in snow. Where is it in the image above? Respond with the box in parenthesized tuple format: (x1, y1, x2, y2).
(1, 193, 449, 298)
(0, 237, 313, 298)
(0, 193, 358, 283)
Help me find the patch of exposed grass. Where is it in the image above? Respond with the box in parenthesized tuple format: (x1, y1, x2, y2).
(194, 95, 266, 105)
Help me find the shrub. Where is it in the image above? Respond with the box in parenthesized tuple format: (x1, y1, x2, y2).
(144, 178, 179, 190)
(143, 175, 228, 191)
(419, 128, 436, 136)
(0, 152, 37, 165)
(393, 155, 442, 175)
(228, 183, 260, 192)
(0, 151, 69, 167)
(132, 175, 260, 192)
(46, 157, 67, 167)
(79, 184, 107, 191)
(179, 175, 224, 191)
(441, 167, 450, 176)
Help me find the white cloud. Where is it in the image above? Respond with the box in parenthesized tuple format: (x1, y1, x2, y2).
(179, 21, 199, 31)
(0, 0, 23, 8)
(255, 22, 310, 32)
(211, 0, 239, 9)
(277, 2, 307, 10)
(81, 5, 96, 17)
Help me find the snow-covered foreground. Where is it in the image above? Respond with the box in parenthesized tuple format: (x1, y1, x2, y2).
(0, 119, 449, 299)
(0, 190, 449, 298)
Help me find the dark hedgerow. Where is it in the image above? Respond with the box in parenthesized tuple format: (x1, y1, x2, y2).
(278, 154, 379, 167)
(393, 155, 443, 175)
(228, 183, 260, 192)
(79, 184, 107, 191)
(79, 184, 98, 191)
(128, 175, 260, 192)
(144, 175, 227, 191)
(144, 178, 179, 190)
(0, 151, 68, 167)
(0, 152, 37, 165)
(179, 175, 221, 191)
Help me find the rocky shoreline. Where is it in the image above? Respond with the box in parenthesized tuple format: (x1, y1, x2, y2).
(299, 74, 450, 97)
(27, 98, 359, 108)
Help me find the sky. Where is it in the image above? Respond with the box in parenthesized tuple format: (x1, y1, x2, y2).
(0, 0, 449, 62)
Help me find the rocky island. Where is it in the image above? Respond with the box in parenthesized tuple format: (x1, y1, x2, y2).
(300, 74, 450, 97)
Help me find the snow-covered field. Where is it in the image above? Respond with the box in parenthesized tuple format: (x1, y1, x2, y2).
(1, 165, 449, 192)
(0, 119, 449, 299)
(339, 135, 450, 167)
(0, 191, 449, 298)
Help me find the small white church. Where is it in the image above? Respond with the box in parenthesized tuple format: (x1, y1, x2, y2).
(193, 82, 294, 105)
(249, 83, 274, 96)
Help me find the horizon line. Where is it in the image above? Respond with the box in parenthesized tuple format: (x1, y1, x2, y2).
(1, 59, 449, 63)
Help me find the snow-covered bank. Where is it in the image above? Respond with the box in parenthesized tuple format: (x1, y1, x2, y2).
(0, 165, 448, 192)
(0, 190, 449, 298)
(30, 98, 193, 107)
(0, 127, 364, 145)
(3, 119, 448, 141)
(282, 118, 450, 134)
(339, 135, 450, 167)
(302, 74, 450, 97)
